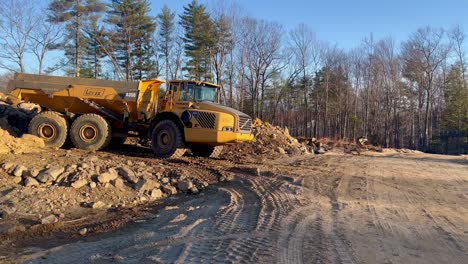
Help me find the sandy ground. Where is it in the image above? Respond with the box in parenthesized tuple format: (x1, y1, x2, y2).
(1, 150, 467, 263)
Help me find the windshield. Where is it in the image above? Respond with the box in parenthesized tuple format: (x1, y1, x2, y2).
(181, 84, 218, 103)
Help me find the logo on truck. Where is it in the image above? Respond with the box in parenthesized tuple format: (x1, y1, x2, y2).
(83, 88, 105, 97)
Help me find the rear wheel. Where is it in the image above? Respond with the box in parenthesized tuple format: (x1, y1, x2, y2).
(151, 120, 186, 159)
(28, 111, 68, 148)
(190, 145, 223, 158)
(70, 114, 111, 151)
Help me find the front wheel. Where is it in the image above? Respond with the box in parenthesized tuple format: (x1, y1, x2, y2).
(151, 120, 186, 159)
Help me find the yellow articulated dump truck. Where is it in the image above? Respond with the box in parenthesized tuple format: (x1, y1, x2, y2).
(8, 73, 253, 158)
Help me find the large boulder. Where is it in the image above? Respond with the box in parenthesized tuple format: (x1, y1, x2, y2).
(36, 166, 65, 183)
(24, 177, 39, 187)
(150, 188, 163, 198)
(12, 165, 27, 177)
(162, 185, 177, 195)
(41, 214, 58, 225)
(117, 166, 138, 184)
(71, 179, 88, 189)
(97, 172, 118, 184)
(112, 178, 125, 189)
(134, 179, 160, 192)
(177, 180, 193, 192)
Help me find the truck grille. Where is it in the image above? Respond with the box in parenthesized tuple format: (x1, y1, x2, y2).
(238, 116, 252, 132)
(195, 112, 216, 129)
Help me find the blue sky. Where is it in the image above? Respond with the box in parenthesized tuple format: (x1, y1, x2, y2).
(5, 0, 467, 75)
(150, 0, 468, 49)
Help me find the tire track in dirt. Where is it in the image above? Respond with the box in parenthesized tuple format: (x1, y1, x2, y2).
(365, 173, 394, 263)
(168, 167, 332, 264)
(277, 206, 324, 264)
(379, 157, 468, 259)
(327, 174, 359, 264)
(399, 184, 467, 256)
(362, 156, 468, 263)
(174, 179, 264, 263)
(251, 177, 306, 262)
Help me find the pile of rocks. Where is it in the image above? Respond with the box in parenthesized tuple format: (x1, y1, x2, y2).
(319, 137, 383, 155)
(0, 92, 40, 137)
(297, 137, 326, 154)
(222, 119, 309, 159)
(0, 92, 44, 154)
(0, 158, 208, 205)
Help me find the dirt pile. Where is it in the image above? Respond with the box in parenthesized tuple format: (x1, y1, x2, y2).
(222, 119, 309, 159)
(320, 137, 400, 155)
(0, 128, 45, 155)
(381, 148, 423, 154)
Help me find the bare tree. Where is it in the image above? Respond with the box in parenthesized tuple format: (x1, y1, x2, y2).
(0, 72, 14, 93)
(289, 23, 321, 136)
(212, 13, 233, 102)
(450, 25, 466, 86)
(402, 27, 451, 150)
(0, 0, 36, 73)
(157, 5, 176, 82)
(171, 25, 185, 80)
(29, 16, 62, 75)
(239, 18, 283, 118)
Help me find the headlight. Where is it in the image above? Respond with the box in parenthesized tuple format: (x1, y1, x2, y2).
(181, 110, 192, 123)
(222, 126, 233, 132)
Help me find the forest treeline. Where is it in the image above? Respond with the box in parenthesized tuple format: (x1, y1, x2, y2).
(0, 0, 466, 154)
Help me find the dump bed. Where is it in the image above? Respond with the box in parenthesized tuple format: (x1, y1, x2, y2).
(9, 73, 140, 99)
(8, 73, 164, 122)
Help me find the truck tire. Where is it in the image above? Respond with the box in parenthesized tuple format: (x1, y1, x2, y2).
(151, 120, 186, 158)
(70, 114, 111, 151)
(190, 146, 224, 158)
(28, 111, 68, 148)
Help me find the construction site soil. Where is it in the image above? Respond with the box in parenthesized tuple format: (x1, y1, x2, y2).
(0, 140, 467, 263)
(0, 96, 467, 263)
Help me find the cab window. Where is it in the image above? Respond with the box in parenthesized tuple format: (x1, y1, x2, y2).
(170, 83, 180, 92)
(181, 84, 194, 101)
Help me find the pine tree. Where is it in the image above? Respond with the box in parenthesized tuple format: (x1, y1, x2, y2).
(213, 14, 234, 86)
(82, 16, 106, 78)
(157, 5, 175, 81)
(48, 0, 105, 77)
(442, 65, 468, 134)
(106, 0, 156, 80)
(180, 0, 215, 81)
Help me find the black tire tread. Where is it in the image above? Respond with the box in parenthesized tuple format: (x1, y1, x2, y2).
(70, 114, 111, 151)
(151, 120, 186, 159)
(28, 111, 68, 148)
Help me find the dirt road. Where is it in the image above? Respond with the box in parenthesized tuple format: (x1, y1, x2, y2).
(6, 152, 468, 263)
